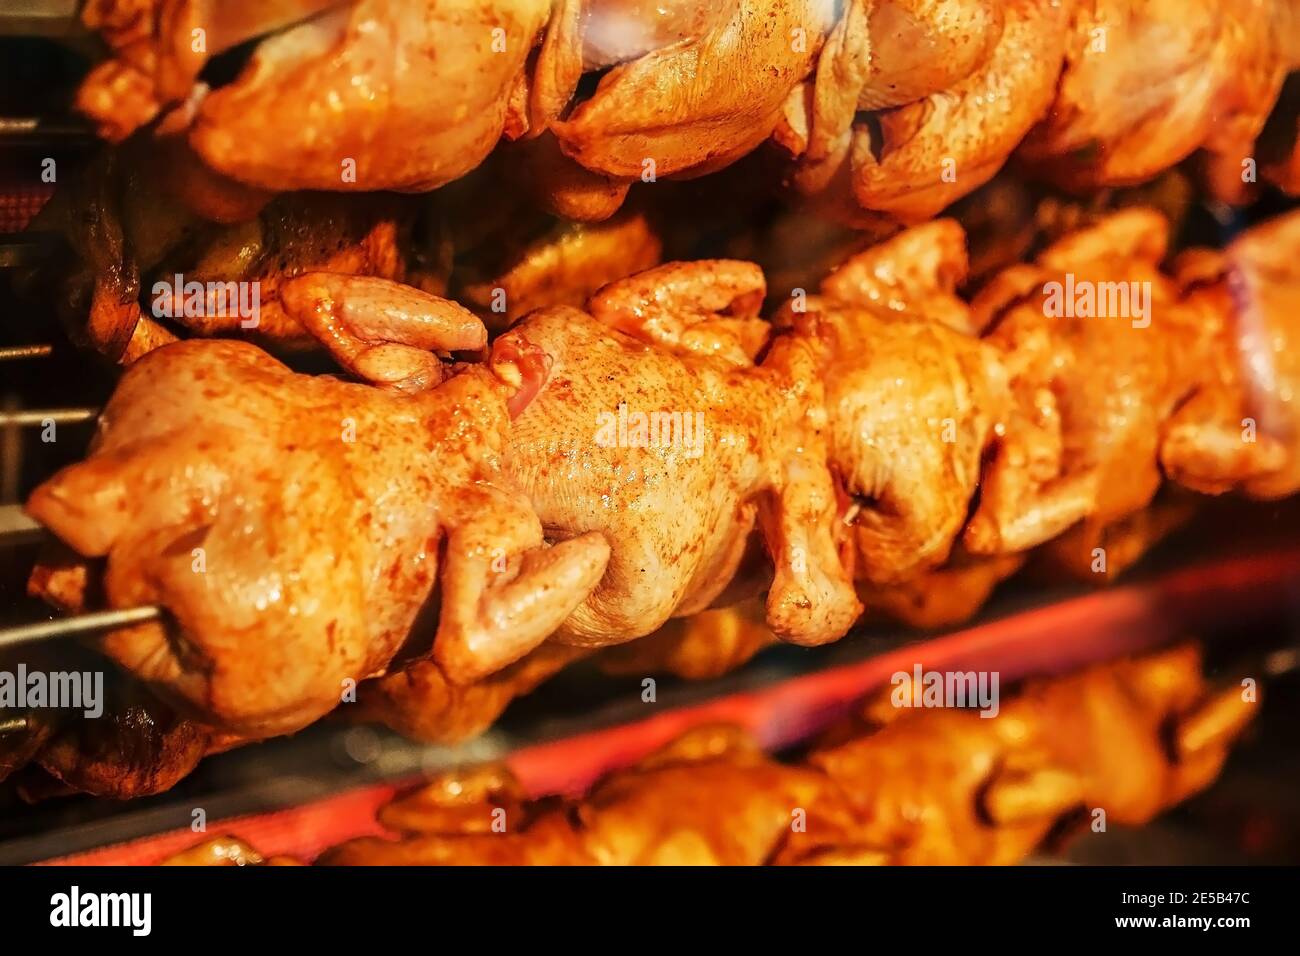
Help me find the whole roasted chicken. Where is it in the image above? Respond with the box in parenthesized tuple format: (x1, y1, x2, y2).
(77, 0, 549, 194)
(25, 336, 608, 736)
(315, 643, 1254, 866)
(1016, 0, 1298, 204)
(969, 208, 1285, 577)
(781, 0, 1069, 225)
(282, 260, 861, 648)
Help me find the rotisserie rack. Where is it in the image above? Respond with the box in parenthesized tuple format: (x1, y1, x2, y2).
(0, 0, 1299, 868)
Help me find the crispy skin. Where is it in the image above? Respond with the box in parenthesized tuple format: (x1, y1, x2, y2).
(190, 0, 548, 192)
(496, 262, 859, 648)
(315, 645, 1253, 866)
(26, 339, 605, 736)
(1018, 0, 1292, 199)
(554, 0, 834, 180)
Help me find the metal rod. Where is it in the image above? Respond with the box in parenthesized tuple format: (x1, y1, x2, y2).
(0, 345, 52, 361)
(0, 504, 44, 547)
(0, 716, 29, 736)
(0, 407, 98, 427)
(0, 116, 94, 140)
(0, 606, 162, 651)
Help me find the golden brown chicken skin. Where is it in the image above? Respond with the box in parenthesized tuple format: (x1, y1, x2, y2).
(597, 597, 776, 681)
(494, 261, 861, 648)
(320, 725, 830, 865)
(282, 261, 860, 650)
(452, 211, 663, 331)
(966, 208, 1276, 577)
(20, 148, 419, 362)
(79, 1, 549, 194)
(356, 642, 590, 744)
(163, 836, 304, 866)
(25, 338, 608, 736)
(318, 644, 1253, 866)
(553, 0, 835, 182)
(779, 643, 1254, 864)
(784, 0, 1068, 226)
(784, 221, 1015, 586)
(1165, 209, 1300, 500)
(1016, 0, 1295, 202)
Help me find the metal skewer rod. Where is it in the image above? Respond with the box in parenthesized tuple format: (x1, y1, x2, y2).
(0, 606, 162, 651)
(0, 506, 164, 645)
(0, 716, 29, 737)
(0, 344, 53, 361)
(0, 407, 98, 426)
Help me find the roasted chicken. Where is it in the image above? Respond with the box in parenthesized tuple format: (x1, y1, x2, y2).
(1016, 0, 1297, 203)
(19, 149, 421, 361)
(314, 643, 1254, 865)
(17, 194, 1300, 789)
(25, 337, 608, 736)
(970, 208, 1288, 577)
(72, 0, 1300, 227)
(276, 260, 861, 648)
(78, 0, 549, 195)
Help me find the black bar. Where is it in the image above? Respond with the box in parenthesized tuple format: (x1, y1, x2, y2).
(0, 865, 1287, 942)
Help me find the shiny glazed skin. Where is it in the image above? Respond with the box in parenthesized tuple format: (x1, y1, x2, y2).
(495, 261, 860, 647)
(25, 338, 607, 736)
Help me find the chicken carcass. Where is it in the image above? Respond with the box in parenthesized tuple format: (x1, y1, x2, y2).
(783, 0, 1067, 225)
(318, 643, 1253, 866)
(78, 0, 549, 194)
(1016, 0, 1294, 203)
(967, 208, 1281, 577)
(286, 262, 861, 649)
(25, 337, 608, 736)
